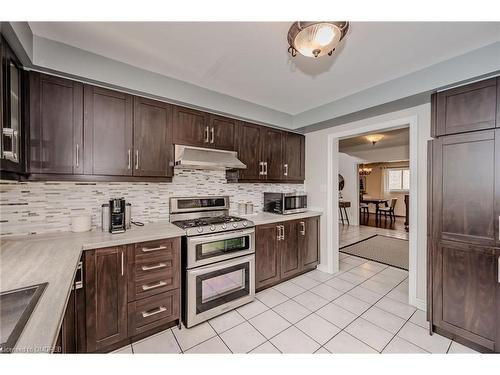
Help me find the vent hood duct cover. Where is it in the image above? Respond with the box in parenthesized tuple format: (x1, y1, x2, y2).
(174, 145, 247, 170)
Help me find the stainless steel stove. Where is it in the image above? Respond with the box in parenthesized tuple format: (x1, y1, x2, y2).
(169, 196, 255, 328)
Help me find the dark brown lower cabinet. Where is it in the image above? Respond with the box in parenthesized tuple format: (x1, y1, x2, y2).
(58, 237, 181, 353)
(84, 246, 129, 352)
(256, 216, 320, 291)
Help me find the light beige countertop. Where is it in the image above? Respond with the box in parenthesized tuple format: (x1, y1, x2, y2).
(242, 210, 322, 226)
(0, 221, 185, 353)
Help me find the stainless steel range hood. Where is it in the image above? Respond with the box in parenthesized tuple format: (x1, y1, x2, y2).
(174, 145, 247, 170)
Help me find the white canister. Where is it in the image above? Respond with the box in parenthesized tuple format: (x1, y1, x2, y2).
(71, 215, 92, 233)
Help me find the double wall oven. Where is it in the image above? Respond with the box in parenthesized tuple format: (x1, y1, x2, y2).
(170, 196, 255, 327)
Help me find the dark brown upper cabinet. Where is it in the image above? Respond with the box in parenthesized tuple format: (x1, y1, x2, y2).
(433, 78, 498, 137)
(261, 127, 283, 181)
(208, 114, 235, 151)
(133, 96, 172, 177)
(1, 36, 26, 177)
(84, 85, 133, 176)
(172, 106, 208, 148)
(235, 121, 262, 181)
(29, 72, 83, 175)
(283, 132, 305, 181)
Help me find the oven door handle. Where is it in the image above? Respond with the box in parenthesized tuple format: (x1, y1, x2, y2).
(187, 228, 255, 244)
(187, 254, 255, 276)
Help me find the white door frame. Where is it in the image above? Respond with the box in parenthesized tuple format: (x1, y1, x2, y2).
(324, 115, 422, 309)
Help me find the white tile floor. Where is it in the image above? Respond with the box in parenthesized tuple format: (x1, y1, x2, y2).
(112, 253, 478, 354)
(110, 225, 478, 354)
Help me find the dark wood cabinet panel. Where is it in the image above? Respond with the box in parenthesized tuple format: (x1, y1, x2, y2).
(133, 97, 172, 177)
(255, 223, 281, 290)
(280, 220, 300, 279)
(29, 72, 83, 174)
(261, 127, 283, 181)
(172, 106, 208, 147)
(283, 132, 305, 181)
(84, 246, 128, 352)
(432, 240, 498, 351)
(435, 78, 497, 136)
(236, 122, 262, 181)
(84, 85, 133, 176)
(209, 114, 235, 151)
(300, 216, 320, 270)
(433, 130, 496, 246)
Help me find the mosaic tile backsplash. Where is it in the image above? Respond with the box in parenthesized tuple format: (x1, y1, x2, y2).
(0, 169, 304, 236)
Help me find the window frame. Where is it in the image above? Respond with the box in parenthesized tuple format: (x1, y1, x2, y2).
(385, 167, 410, 193)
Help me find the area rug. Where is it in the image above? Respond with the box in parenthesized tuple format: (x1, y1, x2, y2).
(340, 235, 409, 270)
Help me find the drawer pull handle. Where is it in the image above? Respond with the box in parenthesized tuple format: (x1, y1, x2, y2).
(141, 263, 167, 271)
(142, 280, 167, 291)
(142, 245, 167, 253)
(142, 306, 167, 318)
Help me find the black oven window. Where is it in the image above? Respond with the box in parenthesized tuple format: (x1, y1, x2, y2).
(195, 263, 250, 314)
(196, 236, 250, 261)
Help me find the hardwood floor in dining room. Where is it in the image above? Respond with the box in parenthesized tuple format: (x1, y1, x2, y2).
(359, 214, 407, 232)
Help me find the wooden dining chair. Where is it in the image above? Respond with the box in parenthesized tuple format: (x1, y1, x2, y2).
(376, 198, 398, 221)
(359, 203, 369, 216)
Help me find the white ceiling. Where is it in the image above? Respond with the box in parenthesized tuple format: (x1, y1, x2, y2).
(29, 22, 500, 115)
(339, 128, 409, 152)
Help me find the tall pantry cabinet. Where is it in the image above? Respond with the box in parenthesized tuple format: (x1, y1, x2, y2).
(428, 76, 500, 353)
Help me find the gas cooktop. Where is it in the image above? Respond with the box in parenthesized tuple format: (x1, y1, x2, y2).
(172, 215, 254, 236)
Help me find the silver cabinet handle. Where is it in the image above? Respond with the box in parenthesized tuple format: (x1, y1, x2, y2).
(300, 221, 306, 236)
(121, 251, 124, 276)
(135, 150, 139, 170)
(73, 261, 84, 290)
(76, 144, 80, 167)
(210, 127, 215, 143)
(127, 149, 131, 169)
(264, 162, 268, 176)
(281, 225, 285, 240)
(276, 225, 281, 241)
(284, 163, 288, 177)
(205, 126, 210, 143)
(141, 245, 167, 253)
(141, 262, 167, 271)
(142, 280, 167, 291)
(142, 306, 167, 318)
(259, 162, 264, 176)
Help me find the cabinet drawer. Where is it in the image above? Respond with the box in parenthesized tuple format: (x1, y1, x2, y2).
(133, 256, 176, 279)
(133, 238, 178, 262)
(128, 289, 179, 336)
(128, 267, 179, 301)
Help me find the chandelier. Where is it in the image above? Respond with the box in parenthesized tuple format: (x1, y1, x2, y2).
(287, 21, 350, 58)
(359, 164, 372, 176)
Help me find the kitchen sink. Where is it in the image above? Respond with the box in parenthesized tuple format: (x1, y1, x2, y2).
(0, 283, 47, 353)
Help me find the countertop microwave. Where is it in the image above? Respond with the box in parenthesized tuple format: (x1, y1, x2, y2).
(263, 192, 307, 215)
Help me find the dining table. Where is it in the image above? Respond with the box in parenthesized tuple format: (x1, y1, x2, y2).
(360, 198, 390, 212)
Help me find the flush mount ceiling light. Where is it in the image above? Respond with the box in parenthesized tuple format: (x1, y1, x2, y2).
(287, 21, 350, 58)
(365, 134, 385, 145)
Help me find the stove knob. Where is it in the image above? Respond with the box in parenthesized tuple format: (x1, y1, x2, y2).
(242, 221, 248, 227)
(210, 225, 216, 231)
(197, 227, 203, 233)
(221, 224, 227, 230)
(232, 223, 238, 228)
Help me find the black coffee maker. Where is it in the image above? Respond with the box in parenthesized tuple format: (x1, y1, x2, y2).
(109, 198, 126, 234)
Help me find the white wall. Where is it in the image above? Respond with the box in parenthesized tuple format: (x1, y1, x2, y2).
(338, 153, 362, 225)
(305, 103, 431, 308)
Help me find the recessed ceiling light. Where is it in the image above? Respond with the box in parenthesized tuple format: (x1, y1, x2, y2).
(287, 21, 350, 58)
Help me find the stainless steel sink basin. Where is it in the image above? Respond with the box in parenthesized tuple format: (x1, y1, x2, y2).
(0, 283, 47, 353)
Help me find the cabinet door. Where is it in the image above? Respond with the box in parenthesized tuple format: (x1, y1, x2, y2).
(255, 223, 281, 290)
(1, 37, 25, 174)
(29, 72, 83, 174)
(236, 122, 262, 181)
(209, 114, 235, 151)
(261, 127, 283, 181)
(280, 220, 301, 279)
(84, 85, 133, 176)
(300, 216, 320, 271)
(283, 132, 305, 181)
(133, 97, 172, 177)
(84, 246, 128, 352)
(172, 106, 208, 148)
(432, 130, 497, 246)
(432, 240, 498, 351)
(435, 78, 497, 136)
